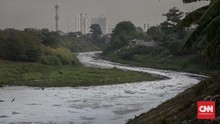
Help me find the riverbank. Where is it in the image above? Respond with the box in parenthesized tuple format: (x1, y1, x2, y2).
(102, 50, 218, 76)
(101, 50, 220, 124)
(127, 73, 220, 124)
(0, 52, 202, 124)
(0, 60, 159, 87)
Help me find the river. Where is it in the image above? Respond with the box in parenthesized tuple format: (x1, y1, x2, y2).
(0, 51, 205, 124)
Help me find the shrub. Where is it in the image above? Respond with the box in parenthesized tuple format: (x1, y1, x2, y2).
(40, 47, 80, 66)
(0, 29, 81, 66)
(40, 55, 62, 66)
(167, 40, 182, 55)
(116, 46, 165, 60)
(0, 30, 42, 62)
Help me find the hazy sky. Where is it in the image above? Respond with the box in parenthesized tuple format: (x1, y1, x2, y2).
(0, 0, 208, 32)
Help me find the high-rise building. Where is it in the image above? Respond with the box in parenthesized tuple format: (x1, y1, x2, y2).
(75, 13, 90, 34)
(91, 16, 107, 34)
(75, 14, 107, 34)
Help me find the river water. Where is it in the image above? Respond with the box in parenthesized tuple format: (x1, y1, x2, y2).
(0, 52, 205, 124)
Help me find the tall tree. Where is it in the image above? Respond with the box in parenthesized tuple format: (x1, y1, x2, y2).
(159, 7, 184, 43)
(161, 7, 184, 34)
(112, 21, 136, 37)
(178, 0, 220, 61)
(24, 28, 59, 46)
(147, 25, 164, 41)
(110, 21, 136, 50)
(0, 29, 42, 62)
(90, 24, 102, 42)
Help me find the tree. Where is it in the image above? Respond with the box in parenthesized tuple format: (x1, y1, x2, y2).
(178, 0, 220, 61)
(24, 28, 60, 47)
(160, 7, 184, 42)
(0, 30, 42, 62)
(90, 24, 102, 42)
(147, 25, 164, 41)
(40, 29, 59, 46)
(112, 21, 136, 37)
(161, 7, 184, 33)
(110, 21, 136, 50)
(136, 27, 144, 33)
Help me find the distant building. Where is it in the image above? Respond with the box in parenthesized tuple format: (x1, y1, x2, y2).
(91, 16, 107, 34)
(75, 14, 108, 34)
(75, 13, 90, 34)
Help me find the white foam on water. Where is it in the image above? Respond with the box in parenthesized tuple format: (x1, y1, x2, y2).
(0, 51, 205, 124)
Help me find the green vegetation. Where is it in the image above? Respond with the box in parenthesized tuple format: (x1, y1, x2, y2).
(0, 28, 100, 66)
(0, 28, 160, 87)
(102, 6, 219, 75)
(23, 28, 100, 52)
(90, 24, 102, 42)
(124, 1, 220, 124)
(103, 7, 185, 55)
(127, 73, 220, 124)
(0, 29, 42, 62)
(0, 60, 158, 87)
(23, 28, 60, 47)
(160, 7, 185, 44)
(60, 32, 100, 52)
(104, 21, 149, 53)
(106, 21, 136, 51)
(147, 25, 164, 42)
(89, 24, 106, 49)
(0, 29, 79, 65)
(102, 46, 219, 75)
(40, 47, 80, 66)
(178, 0, 220, 61)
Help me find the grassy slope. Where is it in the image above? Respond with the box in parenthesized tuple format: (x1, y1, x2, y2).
(127, 73, 220, 124)
(102, 49, 220, 124)
(0, 60, 159, 87)
(102, 52, 218, 75)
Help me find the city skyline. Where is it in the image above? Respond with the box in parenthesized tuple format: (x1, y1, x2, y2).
(75, 13, 107, 34)
(0, 0, 208, 32)
(90, 16, 107, 34)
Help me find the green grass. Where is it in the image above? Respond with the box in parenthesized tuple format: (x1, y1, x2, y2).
(102, 50, 219, 75)
(0, 60, 158, 87)
(102, 47, 220, 124)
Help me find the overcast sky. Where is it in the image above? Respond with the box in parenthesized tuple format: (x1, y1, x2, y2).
(0, 0, 208, 32)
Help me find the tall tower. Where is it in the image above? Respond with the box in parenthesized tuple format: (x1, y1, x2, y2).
(55, 4, 59, 32)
